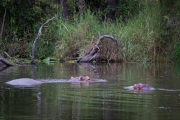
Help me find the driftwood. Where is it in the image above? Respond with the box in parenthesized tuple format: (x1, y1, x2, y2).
(0, 55, 13, 66)
(77, 34, 118, 62)
(31, 15, 56, 64)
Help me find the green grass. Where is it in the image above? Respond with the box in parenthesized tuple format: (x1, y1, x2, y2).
(54, 1, 167, 62)
(1, 0, 179, 62)
(118, 2, 164, 62)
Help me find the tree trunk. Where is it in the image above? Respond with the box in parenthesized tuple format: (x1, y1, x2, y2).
(60, 0, 70, 19)
(76, 0, 85, 16)
(0, 9, 6, 41)
(106, 0, 116, 20)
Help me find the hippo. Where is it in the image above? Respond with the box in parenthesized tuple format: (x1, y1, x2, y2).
(124, 83, 155, 92)
(5, 76, 106, 87)
(69, 76, 106, 82)
(70, 76, 90, 82)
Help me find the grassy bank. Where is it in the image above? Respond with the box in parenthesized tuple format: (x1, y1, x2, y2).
(54, 1, 168, 62)
(1, 0, 180, 63)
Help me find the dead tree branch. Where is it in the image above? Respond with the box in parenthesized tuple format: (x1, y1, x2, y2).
(31, 15, 56, 64)
(4, 51, 14, 60)
(77, 34, 118, 62)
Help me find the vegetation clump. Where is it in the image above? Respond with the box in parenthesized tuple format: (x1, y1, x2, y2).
(0, 0, 180, 63)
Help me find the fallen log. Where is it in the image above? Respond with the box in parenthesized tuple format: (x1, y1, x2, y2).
(0, 55, 13, 66)
(77, 34, 119, 62)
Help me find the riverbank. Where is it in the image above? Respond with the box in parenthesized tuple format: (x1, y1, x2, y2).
(0, 0, 179, 63)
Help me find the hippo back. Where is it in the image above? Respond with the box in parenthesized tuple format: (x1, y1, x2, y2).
(6, 78, 43, 87)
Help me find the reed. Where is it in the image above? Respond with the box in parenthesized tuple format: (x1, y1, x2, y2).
(118, 1, 164, 62)
(54, 1, 166, 62)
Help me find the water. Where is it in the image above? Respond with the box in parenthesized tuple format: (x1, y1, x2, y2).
(0, 63, 180, 120)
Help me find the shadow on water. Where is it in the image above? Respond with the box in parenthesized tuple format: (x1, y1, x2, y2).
(0, 63, 180, 120)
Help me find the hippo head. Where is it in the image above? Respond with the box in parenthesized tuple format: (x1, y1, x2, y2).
(133, 83, 150, 91)
(71, 76, 90, 81)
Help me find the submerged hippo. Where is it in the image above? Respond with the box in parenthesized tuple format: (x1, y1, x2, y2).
(124, 83, 155, 92)
(70, 76, 90, 82)
(69, 76, 106, 82)
(5, 76, 106, 87)
(6, 78, 45, 87)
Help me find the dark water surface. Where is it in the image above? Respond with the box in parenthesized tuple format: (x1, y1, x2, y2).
(0, 63, 180, 120)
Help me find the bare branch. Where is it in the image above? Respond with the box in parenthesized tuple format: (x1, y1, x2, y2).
(31, 15, 56, 64)
(4, 51, 14, 60)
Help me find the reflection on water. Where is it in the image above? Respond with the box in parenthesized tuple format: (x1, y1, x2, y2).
(0, 63, 180, 120)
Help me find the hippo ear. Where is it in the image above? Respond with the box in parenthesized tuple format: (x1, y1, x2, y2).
(133, 84, 137, 89)
(78, 76, 82, 81)
(86, 76, 90, 80)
